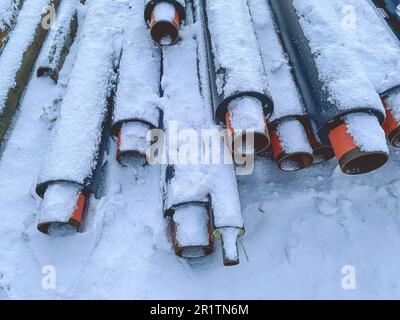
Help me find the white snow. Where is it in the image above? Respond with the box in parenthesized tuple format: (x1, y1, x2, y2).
(228, 97, 265, 133)
(119, 121, 150, 156)
(345, 112, 389, 153)
(0, 0, 20, 30)
(276, 118, 313, 154)
(153, 2, 176, 22)
(2, 0, 400, 300)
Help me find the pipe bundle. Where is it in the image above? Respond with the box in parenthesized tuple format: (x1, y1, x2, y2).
(269, 0, 389, 175)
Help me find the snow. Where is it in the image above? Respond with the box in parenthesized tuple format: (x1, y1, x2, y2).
(293, 0, 384, 114)
(153, 2, 176, 22)
(2, 0, 400, 300)
(228, 97, 265, 133)
(276, 118, 313, 154)
(37, 0, 127, 192)
(119, 121, 150, 158)
(0, 0, 20, 30)
(345, 112, 389, 153)
(386, 91, 400, 120)
(0, 0, 50, 111)
(248, 0, 306, 122)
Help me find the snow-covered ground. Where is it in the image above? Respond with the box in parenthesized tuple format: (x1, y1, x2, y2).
(1, 0, 400, 300)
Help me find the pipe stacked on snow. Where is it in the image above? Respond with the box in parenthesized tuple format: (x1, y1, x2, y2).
(200, 0, 273, 156)
(36, 0, 128, 235)
(0, 0, 60, 145)
(36, 0, 85, 83)
(248, 0, 321, 170)
(161, 14, 244, 265)
(0, 0, 24, 52)
(111, 2, 162, 167)
(341, 0, 400, 147)
(269, 0, 388, 175)
(144, 0, 185, 46)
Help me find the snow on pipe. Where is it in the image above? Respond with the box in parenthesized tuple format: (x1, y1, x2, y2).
(370, 0, 400, 38)
(35, 0, 127, 235)
(36, 0, 85, 83)
(161, 15, 244, 265)
(0, 0, 61, 145)
(112, 3, 162, 167)
(341, 0, 400, 149)
(171, 202, 214, 259)
(270, 118, 313, 172)
(144, 0, 185, 46)
(0, 0, 24, 52)
(269, 0, 388, 174)
(199, 0, 273, 156)
(247, 0, 315, 169)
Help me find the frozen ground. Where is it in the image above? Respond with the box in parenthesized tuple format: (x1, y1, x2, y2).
(1, 0, 400, 300)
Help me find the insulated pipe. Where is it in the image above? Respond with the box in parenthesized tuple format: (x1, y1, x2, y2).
(37, 0, 85, 83)
(37, 182, 88, 235)
(112, 2, 162, 166)
(269, 0, 388, 174)
(328, 113, 388, 174)
(0, 0, 61, 145)
(172, 203, 214, 259)
(383, 93, 400, 147)
(36, 0, 127, 234)
(0, 0, 24, 52)
(144, 0, 185, 46)
(199, 0, 273, 155)
(270, 118, 314, 172)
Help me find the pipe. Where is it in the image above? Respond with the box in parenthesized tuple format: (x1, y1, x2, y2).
(269, 0, 387, 174)
(37, 0, 84, 83)
(304, 120, 334, 164)
(37, 182, 88, 235)
(270, 118, 314, 172)
(328, 113, 388, 175)
(172, 203, 214, 259)
(225, 97, 270, 156)
(0, 0, 61, 145)
(144, 0, 185, 46)
(199, 0, 273, 156)
(0, 0, 24, 52)
(383, 93, 400, 147)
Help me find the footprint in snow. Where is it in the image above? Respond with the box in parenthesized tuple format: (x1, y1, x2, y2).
(315, 197, 338, 217)
(387, 180, 400, 198)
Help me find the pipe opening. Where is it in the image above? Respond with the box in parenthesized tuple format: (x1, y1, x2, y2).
(226, 97, 270, 156)
(270, 119, 314, 171)
(382, 96, 400, 147)
(172, 203, 214, 259)
(150, 3, 180, 46)
(37, 67, 51, 78)
(328, 113, 388, 175)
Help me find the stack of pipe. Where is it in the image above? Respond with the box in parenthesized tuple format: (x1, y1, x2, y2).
(269, 0, 389, 175)
(0, 0, 60, 145)
(111, 2, 162, 167)
(36, 0, 85, 83)
(161, 1, 245, 265)
(36, 0, 127, 235)
(200, 0, 273, 157)
(144, 0, 186, 46)
(0, 0, 24, 52)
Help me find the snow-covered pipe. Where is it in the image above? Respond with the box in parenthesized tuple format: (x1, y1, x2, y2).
(144, 0, 185, 46)
(37, 182, 88, 235)
(225, 97, 270, 156)
(37, 0, 84, 83)
(370, 0, 400, 38)
(112, 3, 162, 166)
(383, 93, 400, 147)
(0, 0, 61, 144)
(0, 0, 24, 52)
(36, 0, 127, 234)
(172, 203, 214, 258)
(270, 119, 313, 172)
(269, 0, 388, 174)
(161, 12, 244, 265)
(200, 0, 273, 155)
(328, 113, 388, 174)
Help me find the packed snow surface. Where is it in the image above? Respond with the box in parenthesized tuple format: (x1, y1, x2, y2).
(1, 0, 400, 300)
